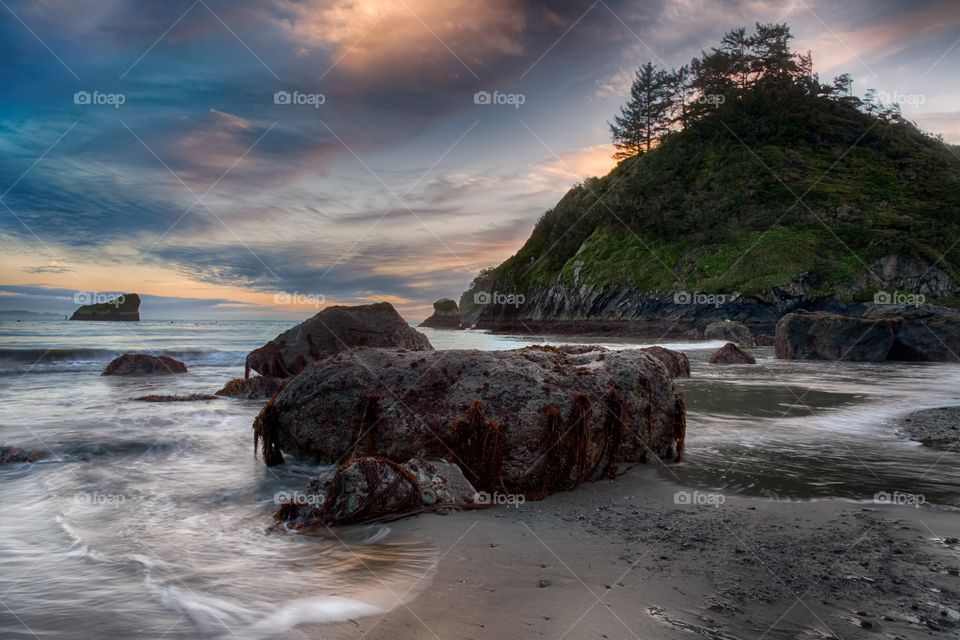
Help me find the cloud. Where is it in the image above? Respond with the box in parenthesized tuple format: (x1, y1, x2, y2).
(22, 260, 74, 274)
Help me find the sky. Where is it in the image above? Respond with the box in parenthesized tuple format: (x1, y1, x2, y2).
(1, 0, 958, 320)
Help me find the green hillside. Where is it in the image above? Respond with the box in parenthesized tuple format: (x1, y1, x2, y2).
(488, 26, 960, 307)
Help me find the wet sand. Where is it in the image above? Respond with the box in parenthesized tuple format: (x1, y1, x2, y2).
(301, 468, 960, 640)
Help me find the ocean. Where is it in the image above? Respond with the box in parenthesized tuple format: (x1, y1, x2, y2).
(1, 319, 958, 639)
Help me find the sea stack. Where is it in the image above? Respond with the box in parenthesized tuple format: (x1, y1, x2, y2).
(70, 293, 141, 321)
(419, 298, 466, 329)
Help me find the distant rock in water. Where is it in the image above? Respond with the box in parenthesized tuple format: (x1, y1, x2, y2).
(709, 343, 756, 365)
(70, 293, 140, 321)
(419, 298, 465, 329)
(132, 393, 217, 402)
(0, 445, 43, 464)
(245, 302, 432, 379)
(103, 353, 188, 375)
(276, 457, 479, 526)
(704, 321, 754, 347)
(253, 345, 686, 500)
(775, 306, 960, 362)
(216, 376, 286, 399)
(641, 346, 690, 377)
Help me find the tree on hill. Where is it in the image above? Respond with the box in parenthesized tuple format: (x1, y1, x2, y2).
(609, 62, 672, 159)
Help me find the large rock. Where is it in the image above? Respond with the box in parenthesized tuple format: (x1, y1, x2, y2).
(774, 312, 897, 362)
(641, 346, 690, 377)
(253, 345, 686, 498)
(216, 376, 286, 399)
(709, 343, 756, 365)
(419, 299, 465, 330)
(704, 320, 754, 346)
(276, 456, 478, 526)
(864, 304, 960, 362)
(70, 293, 140, 321)
(246, 302, 433, 378)
(103, 353, 187, 375)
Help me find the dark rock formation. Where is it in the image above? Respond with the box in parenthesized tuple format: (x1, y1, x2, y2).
(245, 302, 432, 378)
(70, 293, 140, 321)
(704, 321, 755, 346)
(641, 346, 691, 377)
(253, 345, 686, 499)
(709, 343, 756, 365)
(216, 376, 286, 399)
(776, 306, 960, 362)
(0, 445, 43, 464)
(864, 304, 960, 362)
(103, 353, 188, 375)
(276, 456, 479, 526)
(419, 298, 465, 329)
(774, 312, 897, 362)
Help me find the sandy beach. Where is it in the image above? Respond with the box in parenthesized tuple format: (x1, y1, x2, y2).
(302, 467, 960, 640)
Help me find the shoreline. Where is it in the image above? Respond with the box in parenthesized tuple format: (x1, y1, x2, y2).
(301, 468, 960, 639)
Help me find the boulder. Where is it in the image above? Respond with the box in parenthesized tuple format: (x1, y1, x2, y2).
(216, 376, 286, 399)
(419, 298, 465, 330)
(864, 304, 960, 362)
(276, 456, 478, 526)
(704, 320, 754, 346)
(774, 312, 897, 362)
(103, 353, 187, 375)
(709, 343, 756, 365)
(70, 293, 140, 321)
(0, 445, 43, 464)
(245, 302, 432, 378)
(641, 346, 691, 377)
(253, 345, 686, 499)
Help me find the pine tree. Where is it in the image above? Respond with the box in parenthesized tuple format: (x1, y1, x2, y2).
(667, 65, 693, 129)
(609, 62, 672, 159)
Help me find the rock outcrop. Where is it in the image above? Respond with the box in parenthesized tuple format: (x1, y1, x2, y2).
(419, 299, 465, 329)
(216, 376, 286, 399)
(103, 353, 188, 375)
(775, 312, 897, 362)
(253, 345, 686, 499)
(641, 346, 691, 377)
(776, 306, 960, 362)
(709, 343, 756, 365)
(245, 302, 432, 378)
(276, 456, 479, 526)
(865, 304, 960, 362)
(0, 445, 43, 464)
(704, 321, 755, 346)
(70, 293, 140, 321)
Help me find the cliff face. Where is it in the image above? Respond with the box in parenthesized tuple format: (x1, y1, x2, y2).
(467, 87, 960, 335)
(70, 293, 141, 321)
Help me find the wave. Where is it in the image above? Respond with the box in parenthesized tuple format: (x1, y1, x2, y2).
(0, 348, 246, 367)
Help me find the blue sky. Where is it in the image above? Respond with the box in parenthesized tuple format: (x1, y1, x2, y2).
(1, 0, 958, 319)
